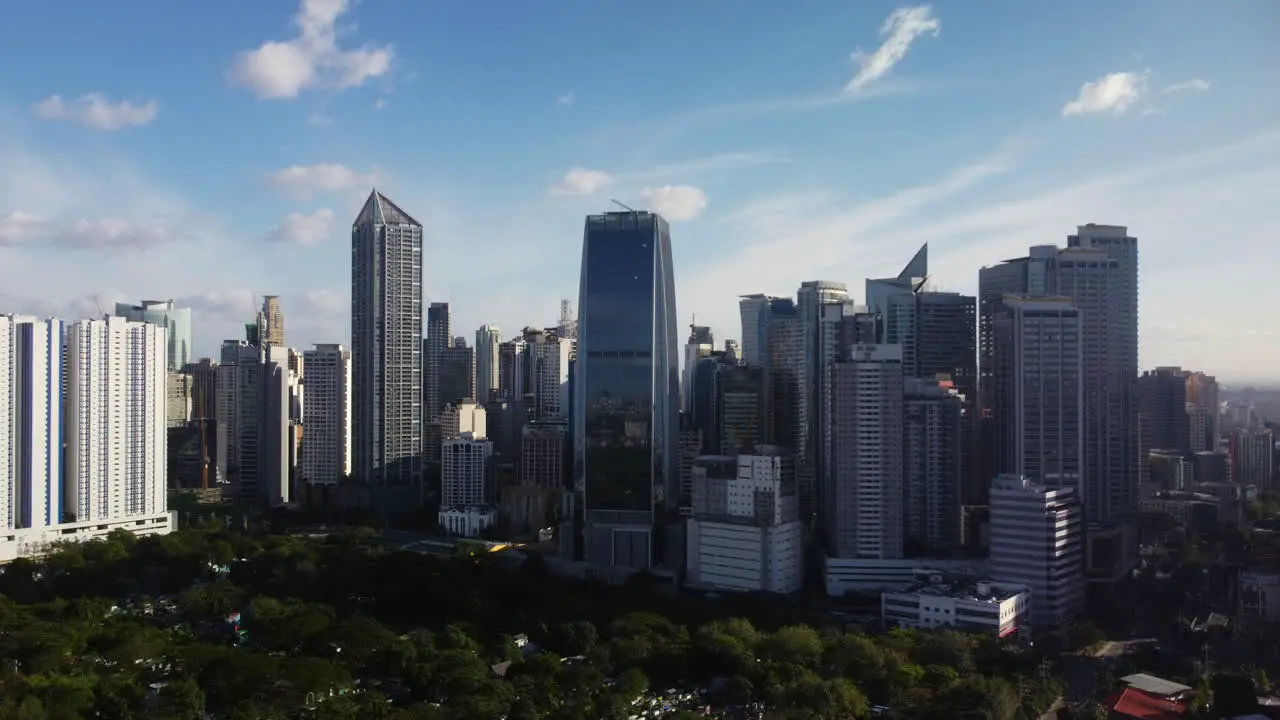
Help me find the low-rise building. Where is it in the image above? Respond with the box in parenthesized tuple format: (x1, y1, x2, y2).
(881, 577, 1029, 636)
(438, 505, 497, 538)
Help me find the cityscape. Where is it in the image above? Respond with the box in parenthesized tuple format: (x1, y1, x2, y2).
(1, 1, 1278, 719)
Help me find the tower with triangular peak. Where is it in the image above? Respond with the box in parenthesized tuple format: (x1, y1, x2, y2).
(351, 188, 424, 486)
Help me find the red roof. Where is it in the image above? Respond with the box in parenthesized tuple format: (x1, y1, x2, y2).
(1109, 688, 1187, 720)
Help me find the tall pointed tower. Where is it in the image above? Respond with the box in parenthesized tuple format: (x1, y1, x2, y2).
(351, 189, 424, 485)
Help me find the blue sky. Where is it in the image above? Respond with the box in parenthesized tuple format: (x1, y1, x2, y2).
(0, 0, 1277, 381)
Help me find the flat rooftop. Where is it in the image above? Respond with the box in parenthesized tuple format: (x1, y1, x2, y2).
(889, 578, 1023, 604)
(1120, 673, 1193, 697)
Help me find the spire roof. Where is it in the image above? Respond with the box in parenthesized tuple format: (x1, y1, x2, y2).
(354, 188, 421, 227)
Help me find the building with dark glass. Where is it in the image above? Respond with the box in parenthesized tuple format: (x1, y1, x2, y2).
(572, 210, 679, 574)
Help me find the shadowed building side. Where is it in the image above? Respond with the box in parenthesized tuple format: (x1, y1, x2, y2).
(572, 210, 679, 577)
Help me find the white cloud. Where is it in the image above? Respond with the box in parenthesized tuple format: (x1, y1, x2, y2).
(266, 163, 376, 200)
(679, 127, 1280, 382)
(0, 211, 185, 249)
(306, 112, 334, 127)
(549, 167, 615, 196)
(845, 5, 940, 94)
(228, 0, 393, 100)
(374, 98, 388, 110)
(557, 92, 575, 107)
(1163, 78, 1211, 94)
(1062, 71, 1147, 116)
(266, 208, 335, 246)
(639, 185, 709, 222)
(32, 93, 159, 130)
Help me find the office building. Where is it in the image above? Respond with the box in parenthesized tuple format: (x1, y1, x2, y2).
(301, 344, 352, 486)
(531, 334, 572, 421)
(441, 336, 476, 407)
(425, 302, 451, 420)
(1230, 429, 1276, 488)
(714, 364, 766, 455)
(882, 578, 1029, 636)
(682, 324, 714, 414)
(1185, 371, 1220, 450)
(520, 421, 566, 490)
(988, 296, 1084, 494)
(65, 316, 169, 524)
(765, 305, 809, 513)
(475, 325, 501, 405)
(497, 338, 527, 403)
(351, 190, 423, 485)
(259, 345, 294, 505)
(441, 400, 486, 440)
(685, 450, 803, 594)
(257, 295, 285, 348)
(989, 474, 1084, 626)
(574, 210, 679, 574)
(1138, 367, 1191, 460)
(829, 343, 905, 560)
(738, 294, 789, 369)
(114, 299, 192, 371)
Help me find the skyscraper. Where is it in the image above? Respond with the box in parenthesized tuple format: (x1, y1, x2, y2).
(475, 325, 501, 405)
(425, 303, 451, 420)
(114, 299, 192, 371)
(351, 189, 423, 486)
(574, 210, 678, 574)
(65, 316, 168, 523)
(258, 295, 285, 348)
(0, 316, 64, 530)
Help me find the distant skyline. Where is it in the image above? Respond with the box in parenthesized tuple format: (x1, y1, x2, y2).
(0, 1, 1277, 382)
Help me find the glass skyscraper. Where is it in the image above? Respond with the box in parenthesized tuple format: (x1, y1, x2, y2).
(573, 210, 679, 573)
(351, 190, 423, 486)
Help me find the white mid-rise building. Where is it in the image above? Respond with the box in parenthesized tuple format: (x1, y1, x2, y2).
(0, 316, 64, 532)
(989, 474, 1085, 626)
(301, 344, 351, 486)
(441, 431, 493, 508)
(438, 505, 497, 538)
(882, 577, 1029, 637)
(686, 449, 804, 594)
(65, 316, 168, 523)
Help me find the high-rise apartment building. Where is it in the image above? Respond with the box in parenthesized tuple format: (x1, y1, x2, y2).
(1230, 429, 1276, 489)
(988, 296, 1084, 493)
(114, 299, 192, 371)
(351, 190, 423, 485)
(301, 344, 352, 486)
(574, 210, 679, 573)
(714, 364, 766, 455)
(903, 377, 964, 553)
(1185, 371, 1220, 450)
(425, 303, 452, 420)
(989, 474, 1084, 626)
(497, 338, 527, 403)
(532, 336, 572, 421)
(829, 343, 905, 560)
(475, 325, 501, 405)
(257, 295, 285, 348)
(0, 316, 64, 531)
(65, 316, 168, 523)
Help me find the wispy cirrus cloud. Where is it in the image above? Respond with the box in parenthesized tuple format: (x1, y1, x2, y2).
(267, 163, 378, 201)
(32, 93, 159, 130)
(845, 5, 941, 94)
(1162, 78, 1211, 94)
(547, 150, 784, 197)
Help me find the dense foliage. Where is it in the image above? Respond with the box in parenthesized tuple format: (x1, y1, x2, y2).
(0, 529, 1061, 719)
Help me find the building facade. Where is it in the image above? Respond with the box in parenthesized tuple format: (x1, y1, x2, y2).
(114, 299, 192, 371)
(301, 344, 351, 486)
(351, 190, 423, 485)
(475, 325, 501, 405)
(988, 474, 1085, 626)
(573, 210, 679, 574)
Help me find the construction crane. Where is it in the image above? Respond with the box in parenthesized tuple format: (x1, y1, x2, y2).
(610, 198, 637, 212)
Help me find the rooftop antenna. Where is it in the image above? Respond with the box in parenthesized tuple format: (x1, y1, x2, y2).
(610, 198, 637, 212)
